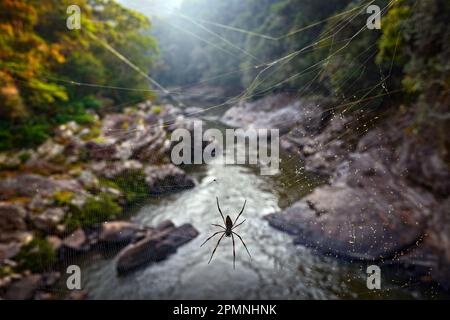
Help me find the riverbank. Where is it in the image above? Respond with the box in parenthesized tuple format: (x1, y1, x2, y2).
(222, 93, 450, 291)
(0, 101, 200, 299)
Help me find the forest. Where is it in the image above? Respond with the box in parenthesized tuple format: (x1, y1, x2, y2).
(0, 0, 449, 300)
(1, 0, 449, 153)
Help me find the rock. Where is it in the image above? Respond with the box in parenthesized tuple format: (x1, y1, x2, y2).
(34, 291, 57, 300)
(41, 272, 61, 287)
(0, 203, 27, 232)
(55, 121, 80, 140)
(221, 94, 314, 135)
(265, 151, 434, 261)
(35, 139, 65, 161)
(304, 139, 348, 176)
(4, 274, 42, 300)
(23, 159, 66, 175)
(77, 170, 99, 189)
(0, 152, 22, 170)
(144, 164, 195, 194)
(27, 194, 52, 213)
(101, 114, 132, 138)
(30, 208, 65, 232)
(85, 140, 118, 161)
(0, 174, 82, 200)
(416, 197, 450, 289)
(394, 140, 450, 196)
(0, 242, 22, 262)
(61, 229, 88, 253)
(130, 127, 168, 163)
(46, 236, 62, 252)
(98, 221, 141, 245)
(66, 290, 88, 300)
(90, 160, 143, 179)
(116, 223, 198, 274)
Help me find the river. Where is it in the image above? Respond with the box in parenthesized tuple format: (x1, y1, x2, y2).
(73, 112, 442, 299)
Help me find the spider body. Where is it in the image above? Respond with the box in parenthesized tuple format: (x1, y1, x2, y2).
(225, 216, 233, 236)
(201, 197, 251, 269)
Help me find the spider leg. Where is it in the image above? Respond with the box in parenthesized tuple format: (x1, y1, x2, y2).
(208, 232, 226, 264)
(231, 233, 236, 269)
(212, 224, 225, 229)
(216, 197, 225, 224)
(200, 231, 223, 247)
(232, 219, 246, 230)
(233, 200, 247, 225)
(232, 231, 251, 259)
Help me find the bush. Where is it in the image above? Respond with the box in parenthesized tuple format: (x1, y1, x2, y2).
(113, 170, 149, 204)
(64, 193, 123, 231)
(16, 237, 56, 273)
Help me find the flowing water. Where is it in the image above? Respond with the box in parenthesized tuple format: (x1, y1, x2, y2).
(75, 116, 443, 300)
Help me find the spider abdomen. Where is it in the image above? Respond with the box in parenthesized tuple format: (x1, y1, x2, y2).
(225, 215, 233, 235)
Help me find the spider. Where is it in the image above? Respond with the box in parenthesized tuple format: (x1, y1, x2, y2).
(201, 197, 251, 269)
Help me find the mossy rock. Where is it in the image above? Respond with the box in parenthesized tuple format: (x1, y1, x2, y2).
(64, 193, 123, 232)
(112, 169, 148, 204)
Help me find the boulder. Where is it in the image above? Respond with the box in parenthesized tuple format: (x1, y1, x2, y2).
(4, 274, 42, 300)
(129, 127, 168, 163)
(116, 223, 198, 274)
(265, 151, 435, 261)
(98, 221, 141, 245)
(0, 174, 82, 200)
(144, 164, 195, 194)
(29, 208, 65, 232)
(0, 203, 27, 232)
(61, 229, 88, 253)
(0, 242, 22, 262)
(90, 160, 143, 179)
(85, 140, 118, 161)
(221, 94, 313, 135)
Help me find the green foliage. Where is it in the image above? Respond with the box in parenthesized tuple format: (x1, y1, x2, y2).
(112, 169, 148, 204)
(64, 193, 123, 231)
(0, 0, 157, 151)
(53, 190, 75, 206)
(16, 237, 56, 273)
(18, 151, 31, 164)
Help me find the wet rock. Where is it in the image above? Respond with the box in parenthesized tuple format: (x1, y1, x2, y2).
(4, 274, 42, 300)
(116, 223, 198, 274)
(98, 221, 141, 245)
(144, 164, 195, 194)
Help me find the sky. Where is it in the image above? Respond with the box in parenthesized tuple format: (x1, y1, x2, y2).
(117, 0, 184, 17)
